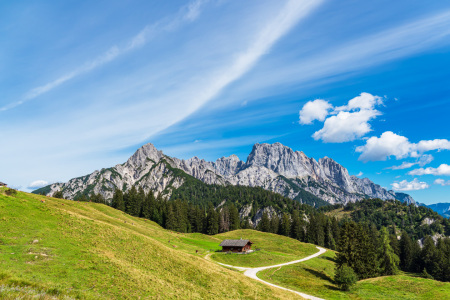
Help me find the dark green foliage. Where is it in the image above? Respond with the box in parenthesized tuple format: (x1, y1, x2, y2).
(378, 227, 399, 275)
(399, 231, 416, 272)
(89, 193, 105, 204)
(258, 211, 271, 232)
(336, 221, 379, 279)
(52, 190, 64, 199)
(334, 264, 358, 291)
(338, 198, 450, 240)
(111, 189, 125, 211)
(280, 213, 290, 237)
(125, 186, 139, 216)
(4, 188, 17, 196)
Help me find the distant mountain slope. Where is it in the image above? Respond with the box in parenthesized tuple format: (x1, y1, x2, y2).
(321, 198, 450, 240)
(34, 142, 415, 206)
(426, 203, 450, 218)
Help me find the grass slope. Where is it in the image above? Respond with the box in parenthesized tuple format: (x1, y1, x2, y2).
(258, 250, 450, 299)
(210, 230, 317, 267)
(0, 189, 300, 299)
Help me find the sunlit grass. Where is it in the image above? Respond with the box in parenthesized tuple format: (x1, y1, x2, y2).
(0, 188, 300, 299)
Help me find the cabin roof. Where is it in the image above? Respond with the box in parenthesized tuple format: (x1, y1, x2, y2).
(219, 239, 252, 247)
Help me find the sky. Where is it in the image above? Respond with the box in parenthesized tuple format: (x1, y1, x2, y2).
(1, 0, 450, 205)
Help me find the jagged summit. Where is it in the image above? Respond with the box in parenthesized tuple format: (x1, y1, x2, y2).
(35, 142, 415, 206)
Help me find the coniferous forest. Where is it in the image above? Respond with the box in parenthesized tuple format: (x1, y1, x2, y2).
(65, 182, 450, 283)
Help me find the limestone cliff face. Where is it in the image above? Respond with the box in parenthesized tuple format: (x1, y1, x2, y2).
(38, 142, 415, 206)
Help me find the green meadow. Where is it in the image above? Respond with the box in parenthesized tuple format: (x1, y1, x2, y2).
(258, 250, 450, 299)
(0, 189, 300, 299)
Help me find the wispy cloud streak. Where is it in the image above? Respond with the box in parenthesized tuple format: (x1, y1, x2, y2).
(0, 0, 208, 112)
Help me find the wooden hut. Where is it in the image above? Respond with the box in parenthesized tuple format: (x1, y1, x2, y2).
(219, 239, 253, 253)
(0, 182, 7, 187)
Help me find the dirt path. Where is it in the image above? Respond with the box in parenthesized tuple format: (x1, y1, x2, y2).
(206, 247, 327, 300)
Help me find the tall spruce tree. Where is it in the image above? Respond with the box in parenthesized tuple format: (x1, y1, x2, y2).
(399, 231, 414, 272)
(378, 227, 399, 275)
(112, 189, 125, 211)
(259, 211, 271, 232)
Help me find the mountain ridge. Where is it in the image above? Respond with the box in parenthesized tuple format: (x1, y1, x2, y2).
(34, 142, 415, 206)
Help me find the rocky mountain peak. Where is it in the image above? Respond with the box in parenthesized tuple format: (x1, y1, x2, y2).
(214, 154, 244, 176)
(126, 143, 164, 168)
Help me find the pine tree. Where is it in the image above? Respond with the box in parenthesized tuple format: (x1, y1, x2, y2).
(206, 203, 219, 235)
(290, 210, 302, 240)
(378, 227, 399, 275)
(125, 186, 139, 216)
(399, 231, 414, 272)
(280, 213, 290, 237)
(259, 211, 271, 232)
(141, 190, 154, 219)
(165, 203, 176, 231)
(112, 189, 125, 211)
(229, 204, 240, 230)
(324, 218, 336, 250)
(270, 214, 280, 234)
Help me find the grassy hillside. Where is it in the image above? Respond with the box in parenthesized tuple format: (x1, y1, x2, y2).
(210, 230, 317, 267)
(258, 250, 450, 299)
(0, 188, 301, 299)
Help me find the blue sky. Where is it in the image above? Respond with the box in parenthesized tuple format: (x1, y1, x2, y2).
(1, 0, 449, 205)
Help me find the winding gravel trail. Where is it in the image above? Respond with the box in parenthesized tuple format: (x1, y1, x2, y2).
(206, 246, 327, 300)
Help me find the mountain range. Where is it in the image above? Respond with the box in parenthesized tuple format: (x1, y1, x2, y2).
(34, 142, 415, 206)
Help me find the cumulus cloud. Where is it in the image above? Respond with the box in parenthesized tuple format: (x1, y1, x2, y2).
(335, 92, 383, 111)
(300, 92, 383, 143)
(27, 180, 49, 189)
(434, 178, 450, 186)
(391, 178, 429, 191)
(312, 108, 381, 143)
(299, 99, 332, 124)
(356, 131, 411, 161)
(408, 164, 450, 176)
(356, 131, 450, 162)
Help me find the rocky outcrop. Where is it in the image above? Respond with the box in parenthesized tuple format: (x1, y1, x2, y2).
(35, 142, 415, 206)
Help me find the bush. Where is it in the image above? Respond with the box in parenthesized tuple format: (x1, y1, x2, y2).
(4, 188, 17, 196)
(335, 264, 358, 291)
(52, 191, 64, 199)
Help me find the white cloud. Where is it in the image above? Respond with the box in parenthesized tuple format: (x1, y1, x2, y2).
(418, 154, 434, 166)
(312, 108, 381, 143)
(386, 154, 434, 170)
(434, 179, 450, 186)
(28, 180, 49, 189)
(416, 139, 450, 152)
(391, 178, 429, 191)
(300, 92, 383, 143)
(356, 132, 411, 161)
(356, 171, 363, 176)
(387, 161, 417, 170)
(335, 92, 383, 111)
(299, 99, 332, 124)
(408, 164, 450, 176)
(356, 131, 450, 162)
